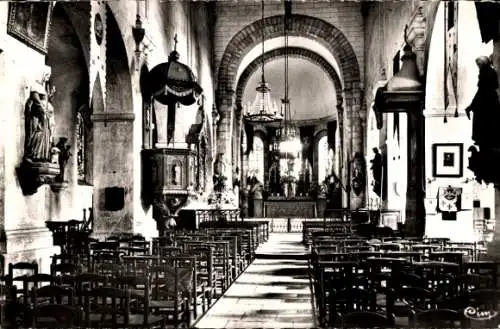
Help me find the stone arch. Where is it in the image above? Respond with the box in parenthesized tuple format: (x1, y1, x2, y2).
(105, 5, 133, 113)
(235, 47, 343, 108)
(217, 14, 360, 102)
(45, 3, 91, 221)
(55, 2, 91, 69)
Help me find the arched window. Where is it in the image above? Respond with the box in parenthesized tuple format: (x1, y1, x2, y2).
(318, 135, 329, 183)
(248, 136, 264, 184)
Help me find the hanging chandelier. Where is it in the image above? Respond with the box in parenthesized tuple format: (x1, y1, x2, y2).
(243, 0, 282, 124)
(278, 0, 300, 154)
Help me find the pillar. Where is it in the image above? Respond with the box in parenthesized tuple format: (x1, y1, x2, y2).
(345, 83, 365, 209)
(404, 106, 426, 237)
(215, 89, 235, 186)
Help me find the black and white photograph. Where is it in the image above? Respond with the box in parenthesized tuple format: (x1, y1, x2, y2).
(1, 0, 500, 328)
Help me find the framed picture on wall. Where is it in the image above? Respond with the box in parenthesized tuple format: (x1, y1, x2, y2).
(432, 143, 463, 178)
(7, 2, 53, 54)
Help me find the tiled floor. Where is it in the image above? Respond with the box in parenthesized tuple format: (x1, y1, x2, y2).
(194, 233, 317, 329)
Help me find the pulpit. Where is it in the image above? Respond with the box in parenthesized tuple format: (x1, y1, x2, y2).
(142, 148, 197, 236)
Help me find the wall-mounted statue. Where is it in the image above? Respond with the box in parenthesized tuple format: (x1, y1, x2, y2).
(24, 66, 56, 162)
(466, 56, 500, 149)
(351, 152, 366, 196)
(370, 147, 383, 197)
(17, 66, 62, 195)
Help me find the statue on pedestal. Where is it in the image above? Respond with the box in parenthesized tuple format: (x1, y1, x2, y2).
(466, 56, 500, 149)
(17, 66, 62, 195)
(24, 67, 56, 162)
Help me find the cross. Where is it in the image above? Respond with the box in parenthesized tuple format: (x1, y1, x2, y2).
(173, 34, 178, 51)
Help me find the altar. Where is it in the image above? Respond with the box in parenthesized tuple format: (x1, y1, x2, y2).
(264, 196, 317, 218)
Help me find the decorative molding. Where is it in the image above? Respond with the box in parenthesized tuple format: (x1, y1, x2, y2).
(91, 112, 135, 122)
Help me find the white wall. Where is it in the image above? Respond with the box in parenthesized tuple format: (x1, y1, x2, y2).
(424, 2, 493, 242)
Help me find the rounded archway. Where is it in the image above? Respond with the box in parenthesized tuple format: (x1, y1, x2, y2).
(236, 47, 343, 107)
(217, 14, 360, 97)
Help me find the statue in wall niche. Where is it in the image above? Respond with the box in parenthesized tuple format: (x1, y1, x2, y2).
(466, 56, 500, 149)
(24, 66, 56, 163)
(351, 152, 366, 196)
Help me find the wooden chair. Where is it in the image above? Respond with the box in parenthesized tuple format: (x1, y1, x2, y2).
(83, 286, 164, 328)
(32, 304, 82, 328)
(149, 264, 190, 328)
(386, 287, 437, 318)
(31, 285, 74, 307)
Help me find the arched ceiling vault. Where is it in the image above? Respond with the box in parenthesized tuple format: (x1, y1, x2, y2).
(236, 47, 342, 122)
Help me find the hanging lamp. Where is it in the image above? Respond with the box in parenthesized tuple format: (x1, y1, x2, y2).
(279, 0, 300, 155)
(243, 0, 282, 124)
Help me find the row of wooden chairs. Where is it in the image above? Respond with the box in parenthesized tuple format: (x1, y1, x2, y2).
(308, 231, 499, 328)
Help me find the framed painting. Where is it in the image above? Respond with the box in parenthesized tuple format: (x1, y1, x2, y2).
(7, 2, 53, 54)
(432, 143, 463, 178)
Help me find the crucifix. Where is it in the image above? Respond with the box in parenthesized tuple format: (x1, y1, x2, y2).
(173, 33, 178, 51)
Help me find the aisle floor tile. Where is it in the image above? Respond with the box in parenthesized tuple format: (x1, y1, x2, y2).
(194, 233, 316, 329)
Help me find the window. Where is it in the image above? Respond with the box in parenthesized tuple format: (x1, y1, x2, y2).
(318, 135, 329, 183)
(248, 136, 264, 184)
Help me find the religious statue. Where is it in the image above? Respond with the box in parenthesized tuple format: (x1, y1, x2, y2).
(24, 66, 56, 162)
(326, 172, 343, 209)
(213, 153, 227, 192)
(465, 56, 500, 149)
(54, 137, 71, 183)
(351, 152, 366, 196)
(370, 147, 383, 197)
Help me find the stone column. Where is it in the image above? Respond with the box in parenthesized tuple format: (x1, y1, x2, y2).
(404, 106, 426, 238)
(241, 151, 249, 218)
(216, 90, 235, 185)
(345, 83, 365, 209)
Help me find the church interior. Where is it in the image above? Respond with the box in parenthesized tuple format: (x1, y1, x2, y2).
(2, 0, 500, 328)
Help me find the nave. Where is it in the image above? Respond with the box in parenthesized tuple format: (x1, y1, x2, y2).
(194, 233, 316, 329)
(2, 218, 499, 328)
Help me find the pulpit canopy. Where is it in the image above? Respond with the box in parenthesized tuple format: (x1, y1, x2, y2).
(147, 49, 202, 106)
(374, 39, 423, 114)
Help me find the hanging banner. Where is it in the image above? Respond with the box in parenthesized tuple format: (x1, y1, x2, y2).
(444, 1, 459, 114)
(438, 186, 462, 212)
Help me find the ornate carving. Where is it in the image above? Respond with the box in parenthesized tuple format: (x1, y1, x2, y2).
(17, 66, 60, 195)
(351, 152, 366, 196)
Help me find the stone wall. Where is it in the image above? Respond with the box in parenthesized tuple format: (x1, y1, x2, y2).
(0, 0, 216, 272)
(213, 1, 364, 86)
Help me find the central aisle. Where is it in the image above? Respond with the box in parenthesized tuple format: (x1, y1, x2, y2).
(194, 233, 317, 329)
